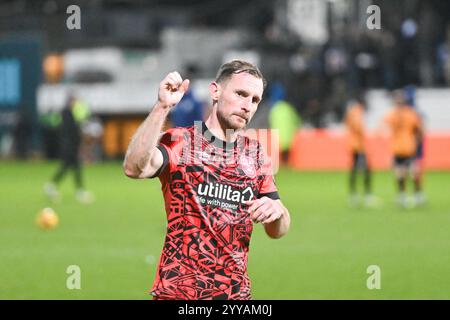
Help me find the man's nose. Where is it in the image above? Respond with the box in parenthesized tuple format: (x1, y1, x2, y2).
(241, 99, 251, 112)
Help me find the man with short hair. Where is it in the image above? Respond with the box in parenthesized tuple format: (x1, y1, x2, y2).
(383, 90, 424, 207)
(404, 85, 426, 206)
(123, 60, 291, 300)
(344, 96, 376, 207)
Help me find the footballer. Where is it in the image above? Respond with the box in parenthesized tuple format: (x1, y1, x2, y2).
(123, 60, 291, 300)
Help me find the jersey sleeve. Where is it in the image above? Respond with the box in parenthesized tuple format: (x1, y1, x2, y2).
(257, 143, 280, 200)
(150, 127, 186, 178)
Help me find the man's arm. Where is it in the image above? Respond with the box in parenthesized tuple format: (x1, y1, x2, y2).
(123, 72, 189, 179)
(248, 197, 291, 239)
(123, 104, 169, 178)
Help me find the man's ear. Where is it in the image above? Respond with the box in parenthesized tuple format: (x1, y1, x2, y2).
(209, 82, 220, 103)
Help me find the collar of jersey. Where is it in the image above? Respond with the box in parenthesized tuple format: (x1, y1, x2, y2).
(200, 122, 238, 150)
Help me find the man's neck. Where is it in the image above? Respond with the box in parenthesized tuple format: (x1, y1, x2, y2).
(205, 109, 241, 143)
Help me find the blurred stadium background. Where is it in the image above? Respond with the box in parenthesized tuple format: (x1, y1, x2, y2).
(1, 0, 450, 299)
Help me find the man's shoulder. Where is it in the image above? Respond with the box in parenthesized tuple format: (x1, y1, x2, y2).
(408, 108, 420, 118)
(163, 125, 196, 137)
(159, 125, 198, 149)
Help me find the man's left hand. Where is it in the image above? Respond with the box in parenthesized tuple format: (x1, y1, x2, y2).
(247, 197, 285, 224)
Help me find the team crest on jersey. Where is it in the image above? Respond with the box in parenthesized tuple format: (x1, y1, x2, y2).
(239, 155, 256, 178)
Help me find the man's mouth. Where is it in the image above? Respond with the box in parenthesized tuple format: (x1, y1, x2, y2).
(234, 114, 248, 123)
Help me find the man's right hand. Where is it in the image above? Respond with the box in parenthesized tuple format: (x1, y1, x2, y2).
(158, 72, 190, 109)
(123, 71, 189, 179)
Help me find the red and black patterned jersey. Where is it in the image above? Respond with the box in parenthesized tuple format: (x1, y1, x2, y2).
(150, 122, 279, 300)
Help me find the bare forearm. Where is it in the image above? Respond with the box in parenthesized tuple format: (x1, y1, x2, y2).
(124, 103, 169, 175)
(264, 207, 291, 239)
(123, 72, 189, 178)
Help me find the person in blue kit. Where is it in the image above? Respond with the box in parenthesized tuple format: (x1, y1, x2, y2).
(169, 64, 204, 127)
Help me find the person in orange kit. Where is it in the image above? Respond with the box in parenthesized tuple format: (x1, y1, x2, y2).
(383, 90, 425, 208)
(345, 95, 378, 207)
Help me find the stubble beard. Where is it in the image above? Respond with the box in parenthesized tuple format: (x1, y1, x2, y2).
(217, 108, 245, 133)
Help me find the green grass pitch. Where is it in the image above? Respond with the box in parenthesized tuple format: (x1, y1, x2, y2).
(1, 161, 450, 299)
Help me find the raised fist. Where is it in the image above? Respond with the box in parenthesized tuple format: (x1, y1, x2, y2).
(158, 71, 190, 109)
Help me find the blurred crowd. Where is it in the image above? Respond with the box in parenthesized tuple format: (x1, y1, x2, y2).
(260, 0, 450, 127)
(1, 0, 450, 161)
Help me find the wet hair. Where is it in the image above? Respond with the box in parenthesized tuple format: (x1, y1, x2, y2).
(215, 60, 266, 89)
